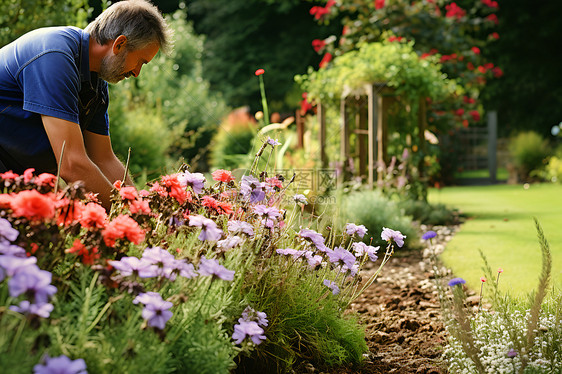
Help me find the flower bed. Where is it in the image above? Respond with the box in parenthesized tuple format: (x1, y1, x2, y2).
(0, 139, 406, 373)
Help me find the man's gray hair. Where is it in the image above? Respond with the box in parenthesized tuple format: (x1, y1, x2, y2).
(85, 0, 173, 54)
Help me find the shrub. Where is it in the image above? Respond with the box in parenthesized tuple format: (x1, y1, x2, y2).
(209, 117, 256, 170)
(508, 131, 551, 182)
(398, 199, 459, 226)
(340, 189, 419, 248)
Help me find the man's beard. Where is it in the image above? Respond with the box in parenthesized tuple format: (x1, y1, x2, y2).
(98, 51, 128, 84)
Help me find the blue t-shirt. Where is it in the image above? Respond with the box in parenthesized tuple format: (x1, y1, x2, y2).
(0, 26, 109, 173)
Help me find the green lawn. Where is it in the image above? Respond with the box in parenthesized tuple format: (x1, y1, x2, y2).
(428, 183, 562, 297)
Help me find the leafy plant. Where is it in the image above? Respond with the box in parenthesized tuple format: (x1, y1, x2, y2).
(507, 131, 551, 182)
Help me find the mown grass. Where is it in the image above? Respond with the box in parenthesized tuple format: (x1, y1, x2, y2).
(428, 183, 562, 296)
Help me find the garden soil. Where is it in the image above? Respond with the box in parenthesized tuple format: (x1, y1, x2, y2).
(318, 226, 464, 374)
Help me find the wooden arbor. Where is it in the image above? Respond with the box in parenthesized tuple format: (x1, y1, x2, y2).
(318, 83, 427, 188)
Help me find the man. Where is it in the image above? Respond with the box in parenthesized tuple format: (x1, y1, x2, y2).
(0, 0, 173, 210)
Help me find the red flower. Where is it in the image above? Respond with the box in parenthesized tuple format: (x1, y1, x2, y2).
(319, 52, 332, 68)
(11, 190, 56, 221)
(311, 39, 326, 53)
(162, 174, 188, 204)
(470, 110, 481, 122)
(477, 65, 487, 74)
(480, 276, 487, 283)
(36, 173, 57, 187)
(119, 186, 139, 201)
(255, 68, 265, 76)
(492, 66, 503, 78)
(420, 53, 431, 59)
(266, 177, 283, 190)
(129, 199, 151, 215)
(212, 169, 235, 183)
(481, 0, 498, 8)
(467, 62, 475, 70)
(463, 96, 475, 104)
(23, 168, 35, 183)
(490, 32, 500, 40)
(462, 120, 469, 128)
(445, 3, 466, 19)
(0, 194, 13, 209)
(486, 14, 498, 24)
(202, 195, 220, 210)
(455, 108, 465, 116)
(374, 0, 385, 10)
(388, 36, 404, 42)
(0, 171, 18, 180)
(102, 214, 145, 247)
(217, 201, 234, 215)
(150, 182, 168, 197)
(56, 199, 84, 226)
(300, 92, 314, 115)
(113, 180, 122, 190)
(471, 46, 481, 54)
(80, 202, 108, 229)
(66, 239, 100, 265)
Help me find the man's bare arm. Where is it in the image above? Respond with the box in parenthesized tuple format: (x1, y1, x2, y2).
(41, 115, 113, 210)
(83, 130, 134, 186)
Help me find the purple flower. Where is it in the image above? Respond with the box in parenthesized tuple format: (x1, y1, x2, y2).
(232, 320, 266, 345)
(422, 231, 437, 240)
(381, 227, 406, 247)
(188, 215, 223, 241)
(227, 220, 255, 237)
(0, 243, 27, 257)
(346, 223, 368, 238)
(304, 251, 323, 268)
(293, 194, 308, 205)
(448, 277, 466, 287)
(507, 348, 518, 358)
(276, 248, 306, 259)
(177, 171, 206, 194)
(0, 255, 38, 276)
(217, 236, 243, 251)
(327, 247, 356, 269)
(253, 205, 281, 228)
(299, 228, 329, 252)
(10, 300, 54, 318)
(352, 242, 379, 262)
(0, 218, 19, 242)
(9, 267, 57, 304)
(266, 137, 281, 147)
(33, 354, 87, 374)
(173, 260, 197, 279)
(240, 175, 266, 203)
(133, 292, 173, 330)
(323, 279, 340, 295)
(198, 256, 235, 281)
(108, 256, 157, 278)
(241, 306, 268, 327)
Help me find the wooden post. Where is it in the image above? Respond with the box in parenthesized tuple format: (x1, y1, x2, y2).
(367, 84, 379, 188)
(488, 110, 498, 184)
(340, 96, 350, 183)
(296, 110, 304, 149)
(357, 98, 368, 178)
(417, 98, 427, 178)
(318, 101, 327, 168)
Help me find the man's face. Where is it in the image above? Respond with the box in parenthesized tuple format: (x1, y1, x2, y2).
(99, 42, 160, 84)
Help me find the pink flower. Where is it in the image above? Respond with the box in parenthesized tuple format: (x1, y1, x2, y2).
(103, 214, 145, 247)
(35, 173, 57, 187)
(129, 199, 151, 215)
(79, 202, 108, 229)
(11, 190, 55, 221)
(212, 169, 235, 183)
(119, 186, 138, 201)
(255, 68, 265, 76)
(23, 168, 35, 183)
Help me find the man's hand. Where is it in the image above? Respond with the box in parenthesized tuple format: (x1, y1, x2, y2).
(83, 130, 134, 186)
(41, 115, 114, 210)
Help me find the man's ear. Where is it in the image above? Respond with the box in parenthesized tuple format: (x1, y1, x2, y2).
(112, 35, 128, 54)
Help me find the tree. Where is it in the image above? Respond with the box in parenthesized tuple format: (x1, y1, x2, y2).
(185, 0, 339, 114)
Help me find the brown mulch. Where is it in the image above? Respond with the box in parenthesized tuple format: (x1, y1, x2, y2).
(325, 226, 460, 374)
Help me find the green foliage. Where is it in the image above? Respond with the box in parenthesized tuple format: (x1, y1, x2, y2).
(537, 156, 562, 184)
(398, 199, 458, 226)
(0, 0, 91, 47)
(209, 120, 256, 170)
(186, 0, 339, 113)
(109, 8, 229, 177)
(507, 131, 551, 182)
(296, 39, 458, 106)
(340, 189, 418, 248)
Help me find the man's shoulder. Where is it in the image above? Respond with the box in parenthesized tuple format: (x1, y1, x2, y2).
(17, 26, 84, 53)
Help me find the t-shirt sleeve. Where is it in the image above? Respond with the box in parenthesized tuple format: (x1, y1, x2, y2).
(19, 51, 80, 123)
